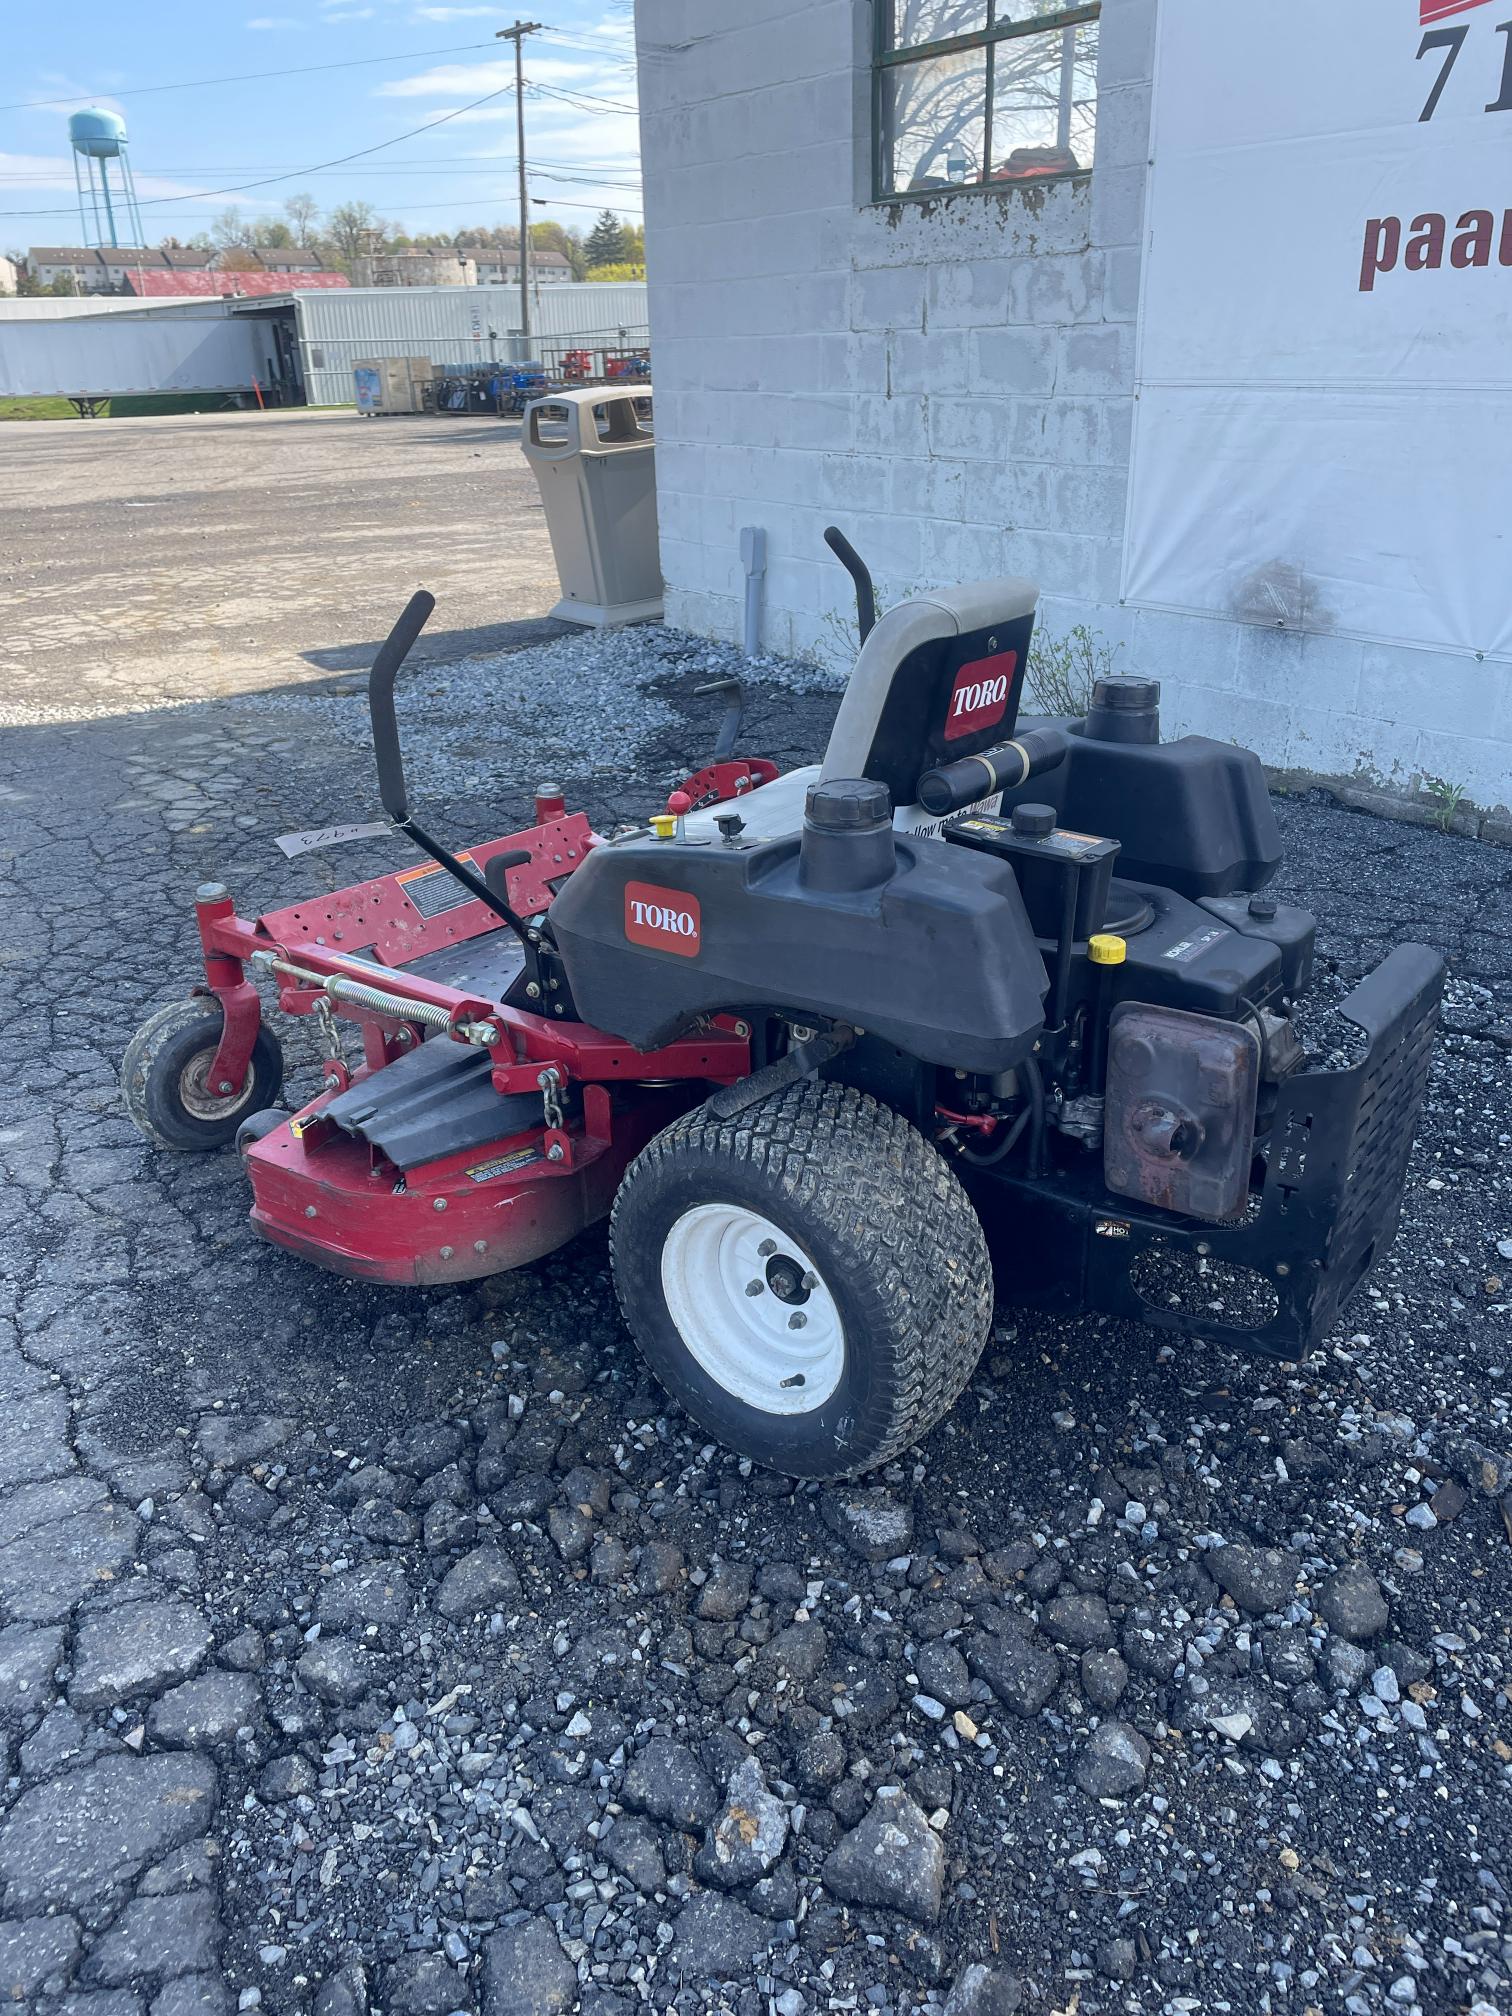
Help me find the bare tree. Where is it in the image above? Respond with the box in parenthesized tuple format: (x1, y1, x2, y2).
(283, 192, 320, 247)
(325, 200, 387, 269)
(210, 206, 255, 252)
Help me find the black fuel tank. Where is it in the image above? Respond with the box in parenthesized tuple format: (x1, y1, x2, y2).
(548, 807, 1049, 1074)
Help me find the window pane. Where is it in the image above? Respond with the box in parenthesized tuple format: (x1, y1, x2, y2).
(882, 49, 989, 194)
(994, 0, 1087, 24)
(886, 0, 989, 51)
(989, 19, 1098, 181)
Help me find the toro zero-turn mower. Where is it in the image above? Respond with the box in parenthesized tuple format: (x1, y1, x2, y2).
(123, 532, 1445, 1479)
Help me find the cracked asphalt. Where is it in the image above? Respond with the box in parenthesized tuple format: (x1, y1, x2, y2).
(1, 413, 1510, 2016)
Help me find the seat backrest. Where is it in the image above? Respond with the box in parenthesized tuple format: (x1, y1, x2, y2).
(820, 577, 1038, 818)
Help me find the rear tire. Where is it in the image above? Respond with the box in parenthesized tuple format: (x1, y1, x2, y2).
(122, 1000, 284, 1152)
(610, 1079, 992, 1479)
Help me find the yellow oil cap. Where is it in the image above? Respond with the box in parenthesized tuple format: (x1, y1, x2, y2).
(650, 813, 676, 840)
(1088, 932, 1127, 966)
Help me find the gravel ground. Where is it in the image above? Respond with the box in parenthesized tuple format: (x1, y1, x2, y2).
(0, 621, 1509, 2016)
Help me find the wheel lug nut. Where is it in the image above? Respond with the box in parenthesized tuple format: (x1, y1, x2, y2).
(757, 1239, 777, 1258)
(745, 1279, 764, 1297)
(802, 1271, 818, 1290)
(788, 1311, 807, 1330)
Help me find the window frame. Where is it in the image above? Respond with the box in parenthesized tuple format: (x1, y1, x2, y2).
(871, 0, 1102, 205)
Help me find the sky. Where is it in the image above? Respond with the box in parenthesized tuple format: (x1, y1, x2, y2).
(0, 0, 641, 254)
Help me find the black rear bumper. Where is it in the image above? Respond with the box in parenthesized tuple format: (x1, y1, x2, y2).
(969, 943, 1445, 1361)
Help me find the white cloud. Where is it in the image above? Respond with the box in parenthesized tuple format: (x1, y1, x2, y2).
(377, 54, 613, 96)
(410, 4, 495, 16)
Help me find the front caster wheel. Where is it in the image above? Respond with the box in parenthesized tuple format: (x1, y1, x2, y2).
(609, 1079, 993, 1480)
(122, 1000, 285, 1152)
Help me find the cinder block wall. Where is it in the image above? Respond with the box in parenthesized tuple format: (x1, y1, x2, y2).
(635, 0, 1510, 815)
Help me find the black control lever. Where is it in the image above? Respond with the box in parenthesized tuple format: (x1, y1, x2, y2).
(366, 592, 535, 950)
(693, 677, 745, 762)
(918, 726, 1069, 817)
(822, 525, 877, 645)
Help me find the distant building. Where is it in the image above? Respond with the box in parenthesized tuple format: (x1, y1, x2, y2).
(350, 249, 477, 288)
(0, 254, 17, 296)
(252, 248, 325, 274)
(25, 245, 213, 291)
(472, 248, 573, 286)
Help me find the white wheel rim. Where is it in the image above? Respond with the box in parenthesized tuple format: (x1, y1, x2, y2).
(660, 1203, 845, 1416)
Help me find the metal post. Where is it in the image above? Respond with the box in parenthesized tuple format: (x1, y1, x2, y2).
(1057, 23, 1077, 153)
(496, 19, 543, 355)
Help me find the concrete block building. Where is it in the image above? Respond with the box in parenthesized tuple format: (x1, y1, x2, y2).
(634, 0, 1512, 814)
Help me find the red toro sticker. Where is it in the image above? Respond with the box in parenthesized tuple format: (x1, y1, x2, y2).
(625, 881, 701, 957)
(944, 650, 1017, 742)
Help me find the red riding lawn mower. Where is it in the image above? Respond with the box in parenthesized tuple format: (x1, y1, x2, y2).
(124, 530, 1444, 1479)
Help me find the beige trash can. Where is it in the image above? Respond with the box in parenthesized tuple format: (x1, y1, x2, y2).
(521, 388, 663, 627)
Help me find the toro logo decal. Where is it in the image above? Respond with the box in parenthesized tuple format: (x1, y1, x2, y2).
(944, 649, 1017, 743)
(625, 881, 701, 957)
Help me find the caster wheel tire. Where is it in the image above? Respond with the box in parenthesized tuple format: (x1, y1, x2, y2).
(610, 1079, 993, 1480)
(236, 1109, 287, 1157)
(122, 1000, 284, 1153)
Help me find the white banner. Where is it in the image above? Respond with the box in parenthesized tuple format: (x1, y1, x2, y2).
(1123, 0, 1512, 661)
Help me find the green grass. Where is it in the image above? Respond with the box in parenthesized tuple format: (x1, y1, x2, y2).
(0, 391, 253, 421)
(0, 396, 79, 421)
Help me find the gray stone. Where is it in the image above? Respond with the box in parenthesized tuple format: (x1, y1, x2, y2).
(258, 1752, 318, 1802)
(70, 1600, 212, 1711)
(383, 1950, 472, 2016)
(313, 1963, 369, 2016)
(1209, 1544, 1297, 1615)
(218, 1629, 266, 1673)
(696, 1560, 753, 1621)
(820, 1487, 913, 1562)
(0, 1621, 64, 1725)
(965, 1627, 1061, 1717)
(1317, 1563, 1390, 1641)
(601, 1816, 666, 1893)
(436, 1546, 520, 1620)
(547, 1504, 592, 1562)
(695, 1756, 789, 1889)
(0, 1912, 83, 1998)
(480, 1917, 576, 2014)
(1042, 1592, 1116, 1648)
(194, 1413, 294, 1466)
(0, 1753, 218, 1911)
(635, 1542, 684, 1596)
(914, 1639, 972, 1707)
(297, 1640, 370, 1708)
(943, 1962, 1023, 2015)
(1325, 1637, 1372, 1694)
(316, 1563, 413, 1628)
(1074, 1719, 1151, 1799)
(621, 1735, 717, 1828)
(83, 1890, 222, 1986)
(223, 1476, 278, 1529)
(147, 1670, 262, 1750)
(385, 1420, 465, 1479)
(822, 1785, 945, 1923)
(150, 1978, 236, 2016)
(666, 1892, 774, 1980)
(1081, 1649, 1129, 1711)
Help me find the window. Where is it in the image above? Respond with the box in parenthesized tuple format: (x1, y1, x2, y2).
(875, 1, 1100, 199)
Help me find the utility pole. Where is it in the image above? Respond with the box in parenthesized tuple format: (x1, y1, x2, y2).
(496, 20, 543, 354)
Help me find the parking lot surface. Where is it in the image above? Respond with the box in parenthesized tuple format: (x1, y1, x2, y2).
(0, 415, 1509, 2016)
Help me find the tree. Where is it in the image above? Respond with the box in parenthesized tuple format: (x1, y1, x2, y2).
(210, 206, 254, 252)
(283, 192, 320, 247)
(253, 218, 295, 250)
(584, 260, 645, 283)
(324, 200, 387, 269)
(216, 247, 261, 272)
(585, 209, 628, 267)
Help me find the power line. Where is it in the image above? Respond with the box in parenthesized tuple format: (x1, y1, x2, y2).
(0, 79, 529, 220)
(0, 38, 509, 115)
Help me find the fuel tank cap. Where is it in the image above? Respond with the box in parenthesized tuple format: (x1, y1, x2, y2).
(804, 777, 891, 830)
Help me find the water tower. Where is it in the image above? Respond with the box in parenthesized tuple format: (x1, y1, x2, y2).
(69, 108, 145, 249)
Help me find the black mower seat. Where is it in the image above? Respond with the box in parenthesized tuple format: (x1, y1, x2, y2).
(322, 1036, 541, 1171)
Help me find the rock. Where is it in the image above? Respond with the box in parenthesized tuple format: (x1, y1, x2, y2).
(70, 1600, 212, 1710)
(223, 1476, 278, 1529)
(943, 1962, 1023, 2015)
(82, 1889, 222, 1985)
(385, 1421, 465, 1479)
(914, 1639, 972, 1707)
(821, 1785, 945, 1923)
(480, 1917, 576, 2014)
(1263, 1629, 1316, 1688)
(696, 1560, 753, 1621)
(760, 1621, 829, 1686)
(195, 1413, 295, 1467)
(258, 1753, 318, 1802)
(314, 1962, 370, 2016)
(0, 1622, 64, 1726)
(666, 1893, 774, 1979)
(0, 1912, 82, 1998)
(147, 1670, 262, 1750)
(1209, 1544, 1297, 1615)
(1325, 1638, 1371, 1693)
(1074, 1720, 1151, 1799)
(601, 1815, 667, 1893)
(1042, 1592, 1116, 1648)
(150, 1977, 236, 2016)
(1081, 1649, 1128, 1711)
(820, 1487, 913, 1562)
(436, 1546, 520, 1620)
(218, 1629, 266, 1673)
(793, 1726, 846, 1791)
(422, 1503, 475, 1555)
(965, 1627, 1060, 1716)
(0, 1753, 218, 1911)
(635, 1542, 685, 1596)
(1098, 1936, 1138, 1982)
(547, 1504, 593, 1562)
(383, 1951, 472, 2016)
(316, 1563, 413, 1628)
(1317, 1563, 1390, 1641)
(621, 1736, 717, 1828)
(695, 1756, 789, 1888)
(297, 1640, 370, 1708)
